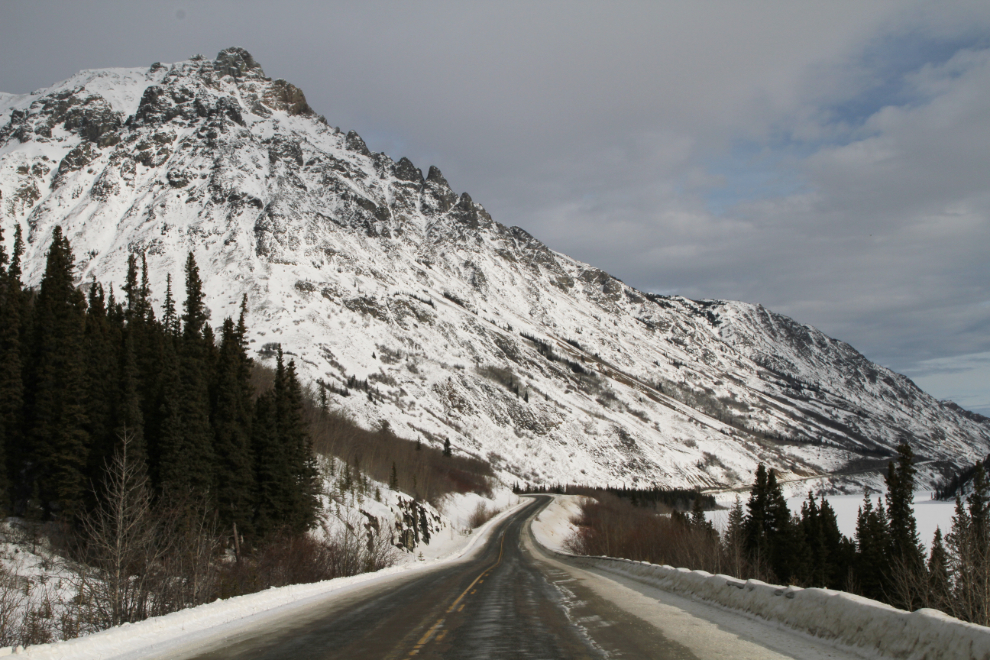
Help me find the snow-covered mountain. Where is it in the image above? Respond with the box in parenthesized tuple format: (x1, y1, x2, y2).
(2, 48, 987, 490)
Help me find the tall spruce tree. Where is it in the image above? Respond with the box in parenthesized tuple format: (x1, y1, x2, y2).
(115, 330, 146, 464)
(161, 273, 179, 338)
(274, 348, 319, 533)
(884, 440, 925, 608)
(154, 335, 185, 493)
(26, 227, 90, 519)
(178, 252, 214, 499)
(1, 228, 25, 513)
(886, 442, 924, 563)
(744, 464, 771, 566)
(251, 390, 291, 538)
(213, 318, 256, 540)
(765, 468, 796, 583)
(744, 464, 793, 581)
(0, 226, 13, 513)
(927, 527, 951, 609)
(855, 494, 891, 601)
(83, 281, 119, 495)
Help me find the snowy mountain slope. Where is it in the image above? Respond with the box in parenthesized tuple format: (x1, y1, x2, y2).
(1, 48, 987, 490)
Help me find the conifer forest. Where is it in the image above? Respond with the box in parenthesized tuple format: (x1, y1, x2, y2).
(0, 224, 319, 535)
(567, 442, 990, 626)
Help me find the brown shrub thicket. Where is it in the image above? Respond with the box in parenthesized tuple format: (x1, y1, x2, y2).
(252, 363, 494, 505)
(305, 405, 493, 506)
(565, 491, 725, 574)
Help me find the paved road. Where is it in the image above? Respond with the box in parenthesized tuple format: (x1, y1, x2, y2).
(181, 496, 859, 660)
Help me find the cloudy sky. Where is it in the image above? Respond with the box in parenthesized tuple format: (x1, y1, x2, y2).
(2, 1, 989, 414)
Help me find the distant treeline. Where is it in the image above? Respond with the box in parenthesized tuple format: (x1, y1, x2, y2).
(512, 483, 716, 512)
(934, 454, 990, 500)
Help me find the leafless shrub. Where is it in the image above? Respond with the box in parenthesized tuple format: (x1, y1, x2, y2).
(468, 502, 497, 528)
(565, 491, 724, 575)
(305, 404, 492, 505)
(79, 430, 170, 628)
(0, 565, 25, 646)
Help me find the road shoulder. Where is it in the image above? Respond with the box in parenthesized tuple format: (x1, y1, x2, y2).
(524, 495, 868, 660)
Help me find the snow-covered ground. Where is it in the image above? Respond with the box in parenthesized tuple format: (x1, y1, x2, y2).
(708, 491, 957, 551)
(529, 494, 584, 553)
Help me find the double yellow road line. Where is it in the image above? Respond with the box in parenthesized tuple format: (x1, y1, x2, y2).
(404, 532, 507, 658)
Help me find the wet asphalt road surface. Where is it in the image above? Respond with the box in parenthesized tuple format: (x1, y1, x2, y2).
(184, 496, 697, 660)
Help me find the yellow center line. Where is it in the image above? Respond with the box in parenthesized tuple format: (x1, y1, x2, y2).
(445, 532, 506, 613)
(402, 531, 507, 659)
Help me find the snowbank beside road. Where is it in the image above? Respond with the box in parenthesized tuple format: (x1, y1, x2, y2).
(2, 499, 528, 660)
(531, 495, 990, 660)
(529, 494, 584, 553)
(590, 561, 990, 660)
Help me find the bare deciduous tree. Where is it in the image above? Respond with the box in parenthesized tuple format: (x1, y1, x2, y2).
(79, 429, 170, 628)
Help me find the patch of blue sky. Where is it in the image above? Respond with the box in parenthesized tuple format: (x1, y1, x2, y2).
(703, 34, 990, 217)
(702, 142, 807, 216)
(825, 32, 990, 131)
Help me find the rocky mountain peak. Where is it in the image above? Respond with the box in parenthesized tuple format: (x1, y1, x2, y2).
(214, 47, 266, 80)
(1, 51, 988, 492)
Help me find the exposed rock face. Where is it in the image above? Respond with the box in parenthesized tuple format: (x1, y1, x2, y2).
(1, 48, 988, 491)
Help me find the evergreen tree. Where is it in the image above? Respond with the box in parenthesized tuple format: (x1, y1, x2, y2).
(419, 503, 431, 544)
(764, 468, 795, 582)
(690, 494, 709, 529)
(744, 464, 771, 567)
(968, 463, 989, 545)
(182, 253, 207, 341)
(83, 281, 119, 494)
(177, 252, 214, 499)
(724, 495, 746, 578)
(855, 494, 890, 601)
(818, 497, 852, 589)
(274, 348, 319, 532)
(138, 253, 152, 322)
(115, 330, 145, 464)
(443, 438, 452, 457)
(886, 442, 924, 567)
(927, 527, 951, 609)
(799, 493, 826, 586)
(251, 390, 291, 538)
(154, 335, 184, 493)
(212, 318, 255, 540)
(0, 226, 14, 513)
(161, 273, 179, 338)
(390, 462, 399, 491)
(25, 227, 90, 519)
(123, 253, 140, 322)
(949, 464, 990, 624)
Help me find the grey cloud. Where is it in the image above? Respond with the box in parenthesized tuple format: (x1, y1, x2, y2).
(2, 1, 990, 408)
